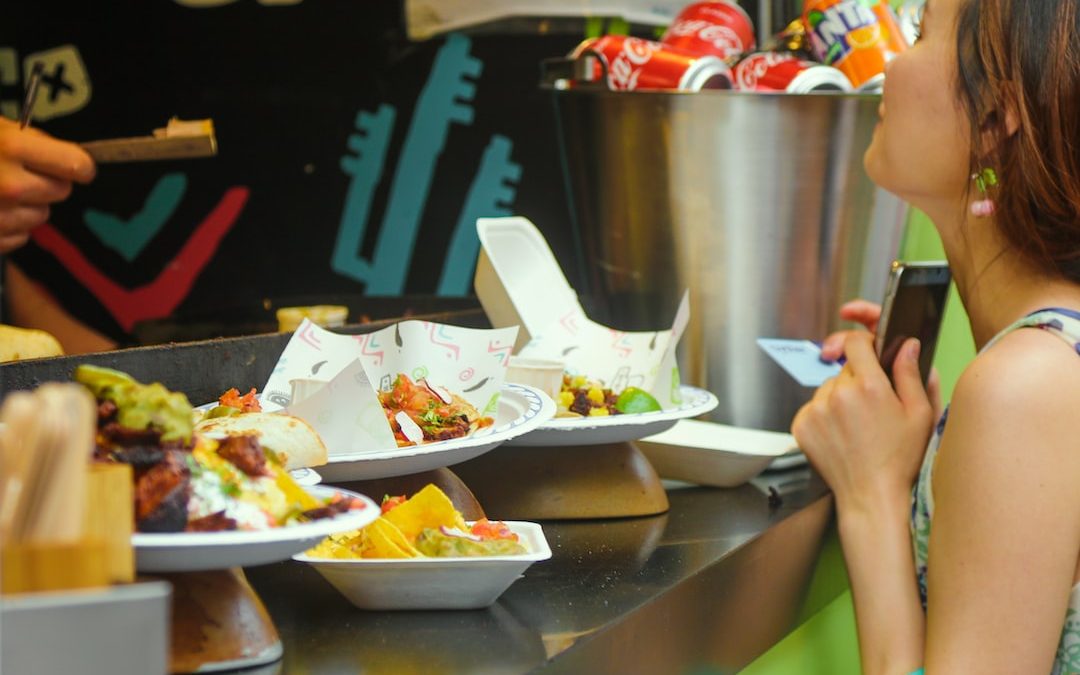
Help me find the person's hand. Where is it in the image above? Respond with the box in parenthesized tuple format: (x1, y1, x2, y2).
(792, 331, 936, 513)
(820, 298, 943, 420)
(820, 299, 882, 361)
(0, 116, 95, 253)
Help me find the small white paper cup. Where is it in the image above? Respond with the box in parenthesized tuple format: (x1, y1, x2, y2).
(289, 378, 328, 405)
(505, 357, 564, 400)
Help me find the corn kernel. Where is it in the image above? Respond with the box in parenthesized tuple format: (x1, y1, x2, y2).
(588, 407, 610, 417)
(587, 387, 604, 404)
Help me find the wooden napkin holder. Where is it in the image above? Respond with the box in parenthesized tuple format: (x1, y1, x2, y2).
(1, 462, 134, 594)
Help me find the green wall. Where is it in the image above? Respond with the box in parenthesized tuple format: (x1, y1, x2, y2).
(737, 209, 975, 674)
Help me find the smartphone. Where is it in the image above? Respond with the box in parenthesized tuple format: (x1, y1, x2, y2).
(875, 260, 951, 387)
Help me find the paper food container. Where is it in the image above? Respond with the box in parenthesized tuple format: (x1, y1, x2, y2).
(636, 419, 800, 488)
(295, 521, 551, 610)
(259, 319, 519, 455)
(475, 216, 690, 410)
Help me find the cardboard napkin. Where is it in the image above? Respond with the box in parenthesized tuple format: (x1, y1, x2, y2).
(262, 319, 519, 453)
(518, 291, 690, 409)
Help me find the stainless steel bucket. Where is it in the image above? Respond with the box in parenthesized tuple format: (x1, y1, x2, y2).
(551, 89, 908, 431)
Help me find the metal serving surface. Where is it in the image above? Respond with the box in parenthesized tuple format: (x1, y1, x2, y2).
(241, 469, 832, 674)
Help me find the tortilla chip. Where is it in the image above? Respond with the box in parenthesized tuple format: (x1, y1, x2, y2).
(362, 518, 420, 558)
(381, 484, 467, 541)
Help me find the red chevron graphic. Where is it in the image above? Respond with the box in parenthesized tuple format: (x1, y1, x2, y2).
(31, 187, 250, 332)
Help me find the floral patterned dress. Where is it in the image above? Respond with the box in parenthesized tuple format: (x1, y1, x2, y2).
(911, 308, 1080, 674)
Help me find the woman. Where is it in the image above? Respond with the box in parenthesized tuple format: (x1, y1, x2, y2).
(792, 1, 1080, 673)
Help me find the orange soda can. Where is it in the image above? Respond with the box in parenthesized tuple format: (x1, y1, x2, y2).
(802, 0, 907, 89)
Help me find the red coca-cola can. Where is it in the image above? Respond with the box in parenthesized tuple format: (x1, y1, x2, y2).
(572, 35, 733, 91)
(733, 51, 853, 92)
(661, 1, 757, 64)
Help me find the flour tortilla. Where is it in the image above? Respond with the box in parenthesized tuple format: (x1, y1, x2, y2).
(195, 412, 328, 469)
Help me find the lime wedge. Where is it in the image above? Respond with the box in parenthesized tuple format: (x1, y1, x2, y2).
(615, 387, 662, 414)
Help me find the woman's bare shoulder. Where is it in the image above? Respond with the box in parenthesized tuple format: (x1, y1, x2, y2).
(944, 325, 1080, 475)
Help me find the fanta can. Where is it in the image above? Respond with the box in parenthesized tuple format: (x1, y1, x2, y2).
(802, 0, 907, 89)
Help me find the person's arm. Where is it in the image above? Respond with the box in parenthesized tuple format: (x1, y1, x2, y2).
(4, 261, 115, 354)
(923, 328, 1080, 673)
(0, 116, 95, 252)
(793, 333, 933, 674)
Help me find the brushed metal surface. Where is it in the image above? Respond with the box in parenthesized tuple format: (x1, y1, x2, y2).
(552, 88, 907, 431)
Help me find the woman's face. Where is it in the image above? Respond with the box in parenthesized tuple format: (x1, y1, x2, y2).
(864, 0, 972, 209)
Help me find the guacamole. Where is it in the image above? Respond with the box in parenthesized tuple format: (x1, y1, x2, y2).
(414, 527, 527, 557)
(75, 364, 194, 443)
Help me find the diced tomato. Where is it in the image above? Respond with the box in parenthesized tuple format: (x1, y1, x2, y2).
(381, 494, 407, 514)
(219, 387, 262, 412)
(470, 518, 518, 542)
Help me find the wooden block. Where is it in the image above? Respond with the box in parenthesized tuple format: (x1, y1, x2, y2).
(1, 541, 109, 594)
(84, 463, 134, 583)
(81, 134, 216, 163)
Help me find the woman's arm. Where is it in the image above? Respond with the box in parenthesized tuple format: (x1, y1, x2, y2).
(839, 495, 926, 675)
(793, 333, 934, 674)
(924, 328, 1080, 673)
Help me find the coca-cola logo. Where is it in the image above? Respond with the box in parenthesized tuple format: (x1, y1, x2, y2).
(735, 52, 797, 89)
(668, 18, 744, 60)
(699, 25, 743, 59)
(609, 37, 659, 90)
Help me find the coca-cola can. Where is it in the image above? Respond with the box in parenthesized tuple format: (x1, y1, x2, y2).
(734, 51, 853, 92)
(661, 1, 756, 64)
(572, 35, 733, 91)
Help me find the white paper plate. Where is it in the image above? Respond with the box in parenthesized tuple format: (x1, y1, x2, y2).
(315, 383, 555, 482)
(132, 486, 379, 572)
(637, 420, 800, 488)
(295, 521, 551, 610)
(196, 385, 556, 482)
(505, 385, 719, 447)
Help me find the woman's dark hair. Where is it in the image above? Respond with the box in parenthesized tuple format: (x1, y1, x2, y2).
(955, 0, 1080, 280)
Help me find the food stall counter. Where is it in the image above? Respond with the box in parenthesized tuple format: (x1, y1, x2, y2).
(242, 470, 832, 674)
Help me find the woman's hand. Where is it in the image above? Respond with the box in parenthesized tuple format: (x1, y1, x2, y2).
(792, 332, 936, 513)
(0, 117, 95, 253)
(820, 299, 882, 361)
(820, 298, 943, 421)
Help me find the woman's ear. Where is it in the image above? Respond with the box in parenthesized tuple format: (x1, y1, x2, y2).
(977, 84, 1020, 152)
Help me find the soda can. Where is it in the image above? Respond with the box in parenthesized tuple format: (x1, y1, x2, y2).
(802, 0, 907, 89)
(734, 51, 853, 93)
(661, 1, 757, 64)
(571, 35, 734, 91)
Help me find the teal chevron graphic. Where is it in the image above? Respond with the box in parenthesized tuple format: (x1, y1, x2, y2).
(84, 173, 187, 261)
(437, 135, 521, 296)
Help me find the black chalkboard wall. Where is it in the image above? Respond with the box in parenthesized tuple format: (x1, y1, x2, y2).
(2, 1, 602, 343)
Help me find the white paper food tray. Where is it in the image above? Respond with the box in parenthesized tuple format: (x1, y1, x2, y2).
(296, 521, 551, 610)
(636, 420, 800, 488)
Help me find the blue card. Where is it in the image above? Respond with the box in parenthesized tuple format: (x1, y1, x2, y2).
(756, 338, 842, 387)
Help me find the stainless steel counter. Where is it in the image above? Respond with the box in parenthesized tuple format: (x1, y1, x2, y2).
(243, 468, 833, 674)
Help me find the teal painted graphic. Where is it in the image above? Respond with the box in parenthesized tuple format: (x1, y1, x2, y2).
(437, 135, 521, 296)
(84, 173, 187, 261)
(330, 33, 521, 296)
(331, 105, 396, 282)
